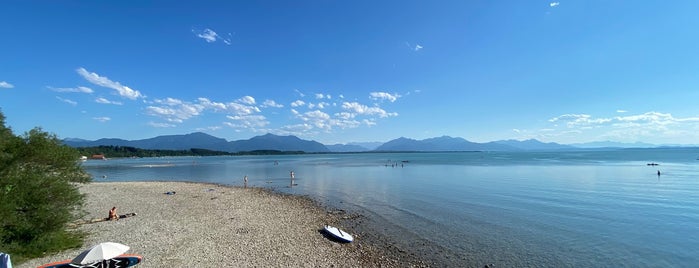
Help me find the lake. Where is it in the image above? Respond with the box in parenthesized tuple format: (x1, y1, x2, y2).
(82, 148, 699, 267)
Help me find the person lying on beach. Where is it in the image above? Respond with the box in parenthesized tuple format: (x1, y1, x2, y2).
(109, 206, 119, 221)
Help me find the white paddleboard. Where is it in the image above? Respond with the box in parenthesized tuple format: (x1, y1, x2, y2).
(323, 225, 354, 243)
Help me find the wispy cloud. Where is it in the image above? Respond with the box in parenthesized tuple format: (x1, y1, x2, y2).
(291, 100, 306, 107)
(48, 86, 94, 93)
(370, 92, 401, 102)
(237, 96, 256, 105)
(262, 99, 283, 108)
(415, 44, 423, 51)
(56, 96, 77, 106)
(192, 28, 232, 45)
(148, 122, 176, 128)
(146, 98, 205, 123)
(76, 68, 143, 100)
(93, 117, 111, 123)
(225, 115, 269, 129)
(616, 110, 628, 113)
(95, 97, 123, 105)
(546, 111, 699, 142)
(0, 81, 14, 88)
(342, 102, 398, 118)
(550, 2, 560, 7)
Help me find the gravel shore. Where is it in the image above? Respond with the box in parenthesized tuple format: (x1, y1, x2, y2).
(20, 182, 428, 267)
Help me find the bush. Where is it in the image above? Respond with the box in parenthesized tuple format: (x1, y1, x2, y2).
(0, 110, 91, 263)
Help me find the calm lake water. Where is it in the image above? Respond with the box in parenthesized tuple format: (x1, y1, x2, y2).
(82, 148, 699, 267)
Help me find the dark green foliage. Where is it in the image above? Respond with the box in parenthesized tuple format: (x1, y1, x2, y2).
(73, 146, 306, 158)
(0, 110, 90, 263)
(74, 145, 235, 158)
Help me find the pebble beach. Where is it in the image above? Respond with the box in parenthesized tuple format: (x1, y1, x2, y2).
(20, 182, 428, 268)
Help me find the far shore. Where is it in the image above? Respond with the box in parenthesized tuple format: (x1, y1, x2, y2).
(19, 181, 428, 267)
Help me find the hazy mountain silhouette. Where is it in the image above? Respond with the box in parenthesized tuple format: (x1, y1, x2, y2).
(229, 133, 329, 152)
(494, 139, 574, 150)
(375, 136, 518, 151)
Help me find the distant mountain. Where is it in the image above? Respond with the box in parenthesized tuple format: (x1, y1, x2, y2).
(64, 132, 330, 153)
(571, 141, 657, 148)
(229, 133, 330, 153)
(348, 142, 383, 150)
(325, 144, 370, 152)
(494, 139, 574, 150)
(64, 138, 131, 147)
(375, 136, 517, 152)
(130, 132, 231, 151)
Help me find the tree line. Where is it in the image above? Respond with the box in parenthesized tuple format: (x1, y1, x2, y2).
(74, 145, 234, 158)
(74, 145, 308, 158)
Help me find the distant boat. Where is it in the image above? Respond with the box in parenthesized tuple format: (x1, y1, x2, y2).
(647, 163, 659, 166)
(80, 156, 88, 161)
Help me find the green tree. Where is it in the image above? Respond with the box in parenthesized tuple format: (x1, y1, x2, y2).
(0, 110, 91, 262)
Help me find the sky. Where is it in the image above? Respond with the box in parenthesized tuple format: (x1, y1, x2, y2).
(2, 0, 699, 145)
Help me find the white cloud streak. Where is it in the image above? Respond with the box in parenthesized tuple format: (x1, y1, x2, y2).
(550, 2, 560, 7)
(192, 28, 232, 45)
(370, 92, 401, 102)
(262, 99, 283, 108)
(95, 97, 123, 105)
(48, 86, 93, 93)
(56, 97, 77, 106)
(76, 68, 143, 100)
(93, 117, 111, 122)
(0, 81, 15, 88)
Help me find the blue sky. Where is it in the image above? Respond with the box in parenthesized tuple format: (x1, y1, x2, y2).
(2, 1, 699, 145)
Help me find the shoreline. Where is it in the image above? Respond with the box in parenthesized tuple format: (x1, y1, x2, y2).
(19, 181, 428, 267)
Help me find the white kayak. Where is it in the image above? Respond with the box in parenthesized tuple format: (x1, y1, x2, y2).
(323, 225, 354, 243)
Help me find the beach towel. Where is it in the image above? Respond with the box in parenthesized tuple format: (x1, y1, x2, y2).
(0, 252, 12, 268)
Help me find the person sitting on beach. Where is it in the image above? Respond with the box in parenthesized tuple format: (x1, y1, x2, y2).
(109, 207, 119, 221)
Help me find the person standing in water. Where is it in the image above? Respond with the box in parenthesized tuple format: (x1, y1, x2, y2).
(290, 171, 295, 187)
(244, 175, 248, 188)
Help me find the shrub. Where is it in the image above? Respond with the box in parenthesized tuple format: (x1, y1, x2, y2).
(0, 110, 91, 263)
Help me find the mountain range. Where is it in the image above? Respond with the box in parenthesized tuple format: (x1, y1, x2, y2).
(63, 132, 671, 153)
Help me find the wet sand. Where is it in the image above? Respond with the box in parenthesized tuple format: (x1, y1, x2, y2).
(20, 182, 428, 267)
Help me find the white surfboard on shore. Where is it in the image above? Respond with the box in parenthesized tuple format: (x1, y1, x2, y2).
(323, 225, 354, 243)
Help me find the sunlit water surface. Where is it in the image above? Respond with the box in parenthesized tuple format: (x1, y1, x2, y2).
(83, 149, 699, 267)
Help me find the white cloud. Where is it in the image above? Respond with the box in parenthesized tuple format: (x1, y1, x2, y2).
(550, 2, 560, 7)
(148, 122, 176, 128)
(93, 117, 111, 122)
(294, 89, 305, 97)
(95, 97, 123, 105)
(415, 44, 423, 51)
(226, 114, 269, 129)
(76, 68, 143, 100)
(146, 97, 205, 123)
(193, 28, 232, 45)
(370, 92, 401, 102)
(56, 97, 77, 106)
(237, 96, 256, 105)
(0, 81, 14, 88)
(262, 99, 283, 108)
(291, 100, 306, 107)
(617, 110, 628, 113)
(545, 111, 699, 143)
(48, 86, 93, 93)
(342, 102, 398, 118)
(197, 98, 227, 111)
